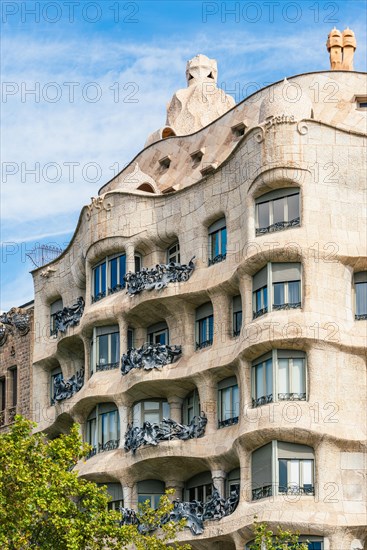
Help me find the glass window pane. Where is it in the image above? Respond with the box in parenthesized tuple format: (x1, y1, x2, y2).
(200, 318, 207, 343)
(100, 262, 106, 294)
(208, 316, 214, 341)
(256, 364, 264, 399)
(292, 359, 305, 394)
(288, 281, 301, 304)
(273, 197, 286, 224)
(135, 256, 141, 272)
(279, 459, 287, 488)
(153, 495, 162, 509)
(289, 460, 300, 486)
(265, 359, 273, 395)
(221, 228, 227, 255)
(94, 267, 100, 296)
(144, 401, 160, 410)
(211, 231, 219, 258)
(119, 255, 126, 283)
(144, 412, 160, 424)
(257, 201, 269, 228)
(263, 287, 268, 309)
(110, 258, 118, 289)
(197, 486, 203, 502)
(356, 282, 367, 315)
(98, 335, 108, 365)
(278, 359, 289, 393)
(256, 290, 262, 311)
(138, 495, 151, 506)
(287, 193, 299, 221)
(232, 385, 239, 416)
(162, 402, 170, 418)
(273, 283, 285, 306)
(221, 387, 231, 420)
(110, 333, 120, 363)
(302, 460, 313, 485)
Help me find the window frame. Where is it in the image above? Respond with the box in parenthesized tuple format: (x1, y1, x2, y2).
(91, 325, 120, 373)
(195, 302, 214, 350)
(132, 399, 170, 427)
(92, 253, 142, 303)
(217, 376, 240, 428)
(255, 188, 301, 236)
(252, 350, 307, 408)
(86, 403, 120, 455)
(50, 298, 63, 336)
(137, 480, 165, 509)
(183, 389, 200, 424)
(232, 295, 242, 337)
(208, 218, 227, 266)
(252, 262, 302, 319)
(147, 322, 169, 345)
(354, 272, 367, 320)
(167, 242, 180, 264)
(251, 441, 315, 501)
(50, 367, 63, 405)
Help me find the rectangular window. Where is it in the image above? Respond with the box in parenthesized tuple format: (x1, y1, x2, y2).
(135, 255, 142, 273)
(0, 378, 6, 412)
(50, 298, 63, 336)
(167, 242, 180, 264)
(127, 328, 134, 349)
(354, 273, 367, 319)
(278, 458, 314, 495)
(218, 379, 239, 428)
(93, 261, 107, 302)
(108, 254, 126, 294)
(252, 358, 273, 407)
(256, 189, 300, 235)
(10, 367, 17, 407)
(196, 315, 214, 349)
(233, 295, 242, 336)
(208, 218, 227, 265)
(94, 326, 120, 372)
(271, 263, 301, 311)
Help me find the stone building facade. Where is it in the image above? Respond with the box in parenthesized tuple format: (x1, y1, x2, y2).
(0, 302, 33, 431)
(31, 33, 366, 549)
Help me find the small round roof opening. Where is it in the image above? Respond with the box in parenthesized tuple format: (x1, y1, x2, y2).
(137, 183, 155, 193)
(162, 127, 176, 139)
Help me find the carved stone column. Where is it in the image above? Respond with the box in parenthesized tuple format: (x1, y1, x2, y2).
(165, 480, 184, 502)
(130, 483, 139, 509)
(117, 316, 128, 355)
(197, 373, 217, 434)
(126, 243, 136, 273)
(167, 396, 183, 423)
(117, 403, 129, 448)
(211, 469, 227, 496)
(121, 485, 134, 510)
(210, 291, 231, 346)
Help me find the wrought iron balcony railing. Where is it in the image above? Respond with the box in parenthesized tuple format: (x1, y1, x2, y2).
(121, 343, 182, 375)
(278, 392, 306, 401)
(91, 291, 106, 303)
(208, 253, 226, 266)
(252, 394, 274, 408)
(355, 313, 367, 320)
(253, 307, 268, 319)
(272, 302, 301, 311)
(218, 416, 239, 429)
(86, 439, 120, 460)
(96, 361, 119, 372)
(252, 484, 273, 500)
(195, 339, 213, 350)
(256, 217, 300, 236)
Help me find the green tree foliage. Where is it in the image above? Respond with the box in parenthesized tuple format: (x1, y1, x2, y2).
(0, 416, 191, 550)
(249, 518, 309, 549)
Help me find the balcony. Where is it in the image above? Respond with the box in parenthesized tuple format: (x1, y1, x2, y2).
(252, 394, 273, 408)
(195, 339, 213, 351)
(272, 302, 301, 311)
(96, 361, 119, 372)
(252, 484, 273, 500)
(256, 217, 300, 236)
(208, 253, 226, 266)
(253, 307, 268, 320)
(218, 416, 239, 429)
(86, 439, 120, 460)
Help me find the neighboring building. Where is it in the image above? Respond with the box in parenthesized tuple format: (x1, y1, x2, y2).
(30, 30, 366, 549)
(0, 302, 33, 431)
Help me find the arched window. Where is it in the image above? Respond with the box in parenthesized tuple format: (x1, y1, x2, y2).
(98, 482, 124, 511)
(218, 377, 239, 428)
(195, 302, 214, 350)
(251, 441, 315, 500)
(208, 218, 227, 265)
(253, 262, 302, 319)
(138, 480, 165, 509)
(354, 272, 367, 320)
(252, 350, 306, 407)
(255, 188, 300, 235)
(86, 403, 120, 456)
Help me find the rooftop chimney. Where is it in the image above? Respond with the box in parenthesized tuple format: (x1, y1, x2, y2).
(327, 27, 356, 70)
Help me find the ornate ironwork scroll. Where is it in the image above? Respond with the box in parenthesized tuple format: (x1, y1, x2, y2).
(53, 297, 85, 334)
(121, 343, 182, 375)
(124, 257, 195, 296)
(120, 485, 239, 536)
(86, 439, 120, 460)
(124, 414, 207, 454)
(256, 217, 300, 236)
(52, 368, 84, 403)
(0, 307, 31, 346)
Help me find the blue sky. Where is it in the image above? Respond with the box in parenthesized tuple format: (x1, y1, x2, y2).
(1, 0, 366, 310)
